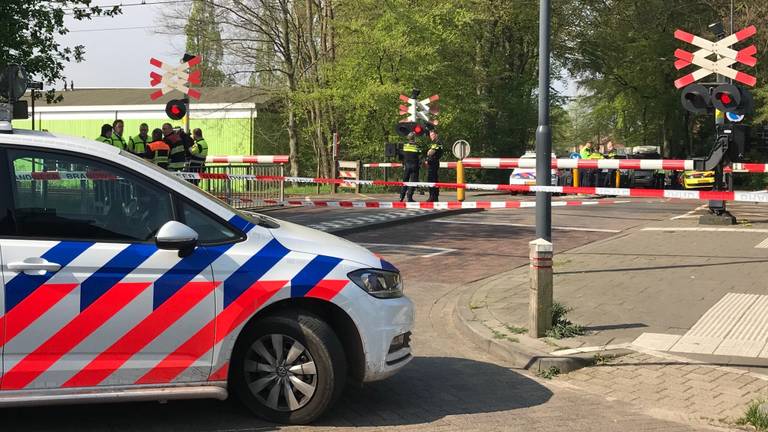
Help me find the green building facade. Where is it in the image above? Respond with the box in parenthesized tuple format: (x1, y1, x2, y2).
(18, 87, 286, 156)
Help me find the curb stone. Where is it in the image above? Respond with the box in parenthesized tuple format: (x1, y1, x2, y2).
(453, 269, 628, 374)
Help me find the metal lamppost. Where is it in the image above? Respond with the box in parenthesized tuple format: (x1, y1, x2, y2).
(529, 0, 554, 338)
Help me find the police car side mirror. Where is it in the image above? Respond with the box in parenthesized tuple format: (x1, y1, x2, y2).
(156, 221, 198, 257)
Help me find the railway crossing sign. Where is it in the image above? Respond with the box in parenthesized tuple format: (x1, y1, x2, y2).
(399, 93, 439, 124)
(673, 26, 758, 89)
(149, 56, 202, 100)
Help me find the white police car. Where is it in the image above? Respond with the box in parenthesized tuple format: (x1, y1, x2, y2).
(0, 129, 414, 424)
(509, 151, 559, 190)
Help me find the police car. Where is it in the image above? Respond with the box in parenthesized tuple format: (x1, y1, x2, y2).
(509, 151, 559, 190)
(0, 128, 414, 424)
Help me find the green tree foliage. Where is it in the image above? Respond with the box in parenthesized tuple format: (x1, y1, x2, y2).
(0, 1, 120, 101)
(185, 0, 227, 86)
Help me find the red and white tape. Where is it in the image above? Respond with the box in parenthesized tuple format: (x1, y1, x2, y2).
(230, 198, 631, 209)
(172, 172, 768, 204)
(205, 155, 289, 164)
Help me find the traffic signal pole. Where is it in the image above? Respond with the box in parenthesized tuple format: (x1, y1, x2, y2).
(529, 0, 554, 338)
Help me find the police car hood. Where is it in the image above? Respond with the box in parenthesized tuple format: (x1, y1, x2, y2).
(268, 219, 382, 268)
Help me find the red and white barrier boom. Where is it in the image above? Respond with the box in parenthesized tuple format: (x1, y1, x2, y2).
(205, 155, 289, 164)
(367, 158, 768, 171)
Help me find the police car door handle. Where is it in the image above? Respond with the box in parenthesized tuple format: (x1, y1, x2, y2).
(8, 258, 62, 274)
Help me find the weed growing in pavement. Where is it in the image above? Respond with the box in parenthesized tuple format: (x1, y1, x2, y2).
(490, 329, 519, 342)
(469, 302, 485, 310)
(593, 352, 615, 366)
(537, 366, 560, 379)
(505, 325, 528, 334)
(738, 400, 768, 431)
(545, 302, 586, 339)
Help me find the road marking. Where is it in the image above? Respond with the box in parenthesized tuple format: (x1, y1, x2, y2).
(756, 237, 768, 249)
(431, 219, 621, 233)
(642, 227, 768, 233)
(357, 243, 457, 258)
(670, 204, 707, 220)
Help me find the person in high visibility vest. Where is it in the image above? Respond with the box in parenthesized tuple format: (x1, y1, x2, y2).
(579, 141, 595, 186)
(147, 128, 170, 169)
(588, 142, 604, 186)
(399, 132, 422, 202)
(128, 123, 151, 159)
(189, 128, 209, 172)
(426, 129, 444, 202)
(163, 123, 189, 171)
(95, 124, 112, 145)
(110, 119, 127, 150)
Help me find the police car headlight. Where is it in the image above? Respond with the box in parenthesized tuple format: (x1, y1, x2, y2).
(348, 269, 403, 299)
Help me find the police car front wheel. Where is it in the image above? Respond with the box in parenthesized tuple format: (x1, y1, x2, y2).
(231, 312, 347, 424)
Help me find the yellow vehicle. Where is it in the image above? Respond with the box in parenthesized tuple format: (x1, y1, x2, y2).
(682, 170, 715, 189)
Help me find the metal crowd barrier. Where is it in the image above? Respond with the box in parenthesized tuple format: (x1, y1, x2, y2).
(200, 163, 285, 209)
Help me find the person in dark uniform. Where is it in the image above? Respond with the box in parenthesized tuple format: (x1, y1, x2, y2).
(426, 129, 444, 202)
(399, 132, 421, 202)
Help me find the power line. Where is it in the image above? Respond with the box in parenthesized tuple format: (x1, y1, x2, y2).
(69, 25, 159, 33)
(62, 0, 191, 14)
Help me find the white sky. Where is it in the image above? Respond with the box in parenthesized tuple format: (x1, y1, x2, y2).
(58, 1, 187, 88)
(57, 0, 575, 96)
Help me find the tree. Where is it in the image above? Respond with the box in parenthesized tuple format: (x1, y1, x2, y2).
(0, 1, 120, 101)
(185, 0, 227, 86)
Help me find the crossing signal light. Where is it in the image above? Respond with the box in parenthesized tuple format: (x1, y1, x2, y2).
(680, 84, 711, 114)
(712, 84, 753, 115)
(680, 84, 754, 116)
(165, 99, 187, 120)
(395, 121, 432, 136)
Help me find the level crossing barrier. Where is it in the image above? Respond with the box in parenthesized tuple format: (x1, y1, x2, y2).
(364, 158, 768, 172)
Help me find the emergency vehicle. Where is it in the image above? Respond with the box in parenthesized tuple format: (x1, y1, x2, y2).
(0, 68, 413, 424)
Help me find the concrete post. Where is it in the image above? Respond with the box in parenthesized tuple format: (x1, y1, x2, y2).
(528, 238, 553, 338)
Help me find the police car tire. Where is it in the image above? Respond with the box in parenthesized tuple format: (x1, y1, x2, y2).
(231, 312, 347, 425)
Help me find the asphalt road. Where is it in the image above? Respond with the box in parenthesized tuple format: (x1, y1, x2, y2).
(6, 198, 717, 432)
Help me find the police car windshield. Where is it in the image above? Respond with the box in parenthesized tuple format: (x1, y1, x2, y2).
(118, 150, 278, 228)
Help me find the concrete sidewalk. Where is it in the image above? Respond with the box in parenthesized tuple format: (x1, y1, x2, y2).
(457, 202, 768, 429)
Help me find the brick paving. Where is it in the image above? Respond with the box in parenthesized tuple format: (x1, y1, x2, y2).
(560, 351, 768, 426)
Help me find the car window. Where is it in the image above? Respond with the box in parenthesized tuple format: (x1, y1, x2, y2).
(7, 149, 174, 242)
(179, 200, 241, 244)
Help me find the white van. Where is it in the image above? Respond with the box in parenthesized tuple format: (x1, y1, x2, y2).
(0, 129, 414, 424)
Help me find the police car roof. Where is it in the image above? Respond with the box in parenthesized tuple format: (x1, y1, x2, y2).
(2, 129, 120, 159)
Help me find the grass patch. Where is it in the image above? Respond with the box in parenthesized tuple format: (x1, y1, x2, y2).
(593, 352, 615, 366)
(490, 329, 519, 343)
(537, 366, 561, 379)
(505, 325, 528, 335)
(738, 400, 768, 431)
(545, 302, 586, 339)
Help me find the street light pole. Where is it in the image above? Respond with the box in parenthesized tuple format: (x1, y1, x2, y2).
(535, 0, 552, 241)
(529, 0, 554, 338)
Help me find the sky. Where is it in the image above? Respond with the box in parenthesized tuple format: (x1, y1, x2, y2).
(57, 0, 576, 96)
(58, 0, 188, 89)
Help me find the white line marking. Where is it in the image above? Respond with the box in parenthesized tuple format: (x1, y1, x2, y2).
(432, 219, 621, 233)
(671, 204, 707, 220)
(756, 237, 768, 249)
(357, 242, 457, 258)
(642, 227, 768, 233)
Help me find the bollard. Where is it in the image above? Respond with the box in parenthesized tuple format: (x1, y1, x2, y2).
(457, 160, 465, 201)
(573, 168, 579, 187)
(615, 169, 621, 187)
(528, 238, 553, 338)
